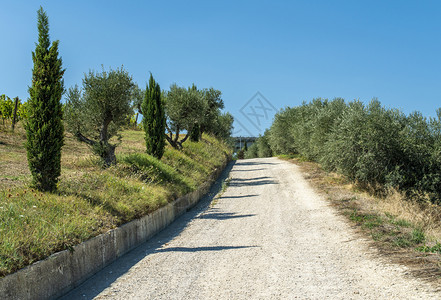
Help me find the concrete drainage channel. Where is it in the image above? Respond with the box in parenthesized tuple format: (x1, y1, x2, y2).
(0, 159, 231, 300)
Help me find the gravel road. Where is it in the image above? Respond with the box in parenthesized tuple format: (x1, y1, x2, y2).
(61, 157, 439, 299)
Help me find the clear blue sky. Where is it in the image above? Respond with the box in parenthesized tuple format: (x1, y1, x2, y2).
(1, 0, 441, 136)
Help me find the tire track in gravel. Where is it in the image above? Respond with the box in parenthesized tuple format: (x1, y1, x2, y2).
(61, 157, 439, 299)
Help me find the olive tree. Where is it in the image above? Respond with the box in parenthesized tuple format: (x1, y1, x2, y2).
(199, 88, 224, 136)
(164, 84, 206, 149)
(65, 66, 135, 166)
(210, 112, 234, 140)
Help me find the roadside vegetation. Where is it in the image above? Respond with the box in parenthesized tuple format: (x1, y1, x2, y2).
(0, 7, 234, 278)
(246, 97, 441, 274)
(246, 98, 441, 203)
(0, 126, 231, 277)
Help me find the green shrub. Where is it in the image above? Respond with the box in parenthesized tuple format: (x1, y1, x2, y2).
(266, 97, 441, 202)
(267, 107, 297, 155)
(256, 131, 273, 158)
(244, 143, 258, 158)
(0, 95, 14, 124)
(322, 99, 404, 186)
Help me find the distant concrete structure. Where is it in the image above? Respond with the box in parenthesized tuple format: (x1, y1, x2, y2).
(234, 136, 257, 152)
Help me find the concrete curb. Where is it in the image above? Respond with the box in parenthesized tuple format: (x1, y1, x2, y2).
(0, 158, 229, 300)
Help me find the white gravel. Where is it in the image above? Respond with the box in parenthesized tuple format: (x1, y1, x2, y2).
(61, 157, 440, 299)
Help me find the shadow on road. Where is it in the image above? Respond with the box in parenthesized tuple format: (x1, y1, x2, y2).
(197, 212, 256, 220)
(228, 176, 278, 187)
(154, 245, 258, 253)
(232, 168, 265, 172)
(60, 160, 250, 300)
(235, 161, 277, 166)
(220, 194, 259, 199)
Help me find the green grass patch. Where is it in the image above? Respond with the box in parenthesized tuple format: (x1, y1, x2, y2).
(349, 210, 382, 229)
(277, 153, 310, 162)
(0, 188, 107, 276)
(417, 242, 441, 254)
(277, 154, 298, 160)
(346, 209, 426, 250)
(0, 129, 232, 277)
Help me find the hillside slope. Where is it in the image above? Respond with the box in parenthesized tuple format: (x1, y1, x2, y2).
(0, 127, 232, 277)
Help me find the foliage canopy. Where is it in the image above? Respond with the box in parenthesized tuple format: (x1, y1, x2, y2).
(26, 7, 65, 191)
(65, 66, 135, 166)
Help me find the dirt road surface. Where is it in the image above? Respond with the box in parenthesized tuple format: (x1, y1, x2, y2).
(61, 157, 439, 299)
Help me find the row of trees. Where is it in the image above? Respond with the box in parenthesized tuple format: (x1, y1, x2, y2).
(164, 84, 233, 148)
(244, 133, 272, 159)
(25, 7, 233, 191)
(64, 70, 234, 165)
(247, 98, 441, 203)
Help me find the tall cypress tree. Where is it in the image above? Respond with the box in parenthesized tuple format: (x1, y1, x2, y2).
(142, 73, 165, 159)
(26, 7, 65, 191)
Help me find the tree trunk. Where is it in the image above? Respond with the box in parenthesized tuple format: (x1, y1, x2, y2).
(98, 118, 117, 166)
(165, 134, 178, 149)
(103, 142, 116, 167)
(173, 126, 180, 145)
(11, 97, 19, 131)
(75, 132, 96, 146)
(75, 120, 116, 167)
(165, 124, 179, 149)
(180, 131, 191, 145)
(100, 118, 111, 144)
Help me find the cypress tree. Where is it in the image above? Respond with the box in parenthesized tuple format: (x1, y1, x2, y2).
(142, 73, 165, 159)
(26, 7, 65, 191)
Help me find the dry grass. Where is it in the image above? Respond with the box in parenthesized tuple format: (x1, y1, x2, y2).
(315, 164, 441, 244)
(377, 191, 441, 244)
(0, 125, 30, 189)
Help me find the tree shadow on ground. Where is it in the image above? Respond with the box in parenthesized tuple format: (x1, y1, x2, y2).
(220, 194, 259, 199)
(154, 245, 258, 253)
(235, 161, 277, 166)
(232, 168, 265, 172)
(228, 176, 278, 187)
(197, 212, 256, 220)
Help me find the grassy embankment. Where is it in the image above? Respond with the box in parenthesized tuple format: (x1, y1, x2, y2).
(0, 125, 232, 277)
(279, 154, 441, 282)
